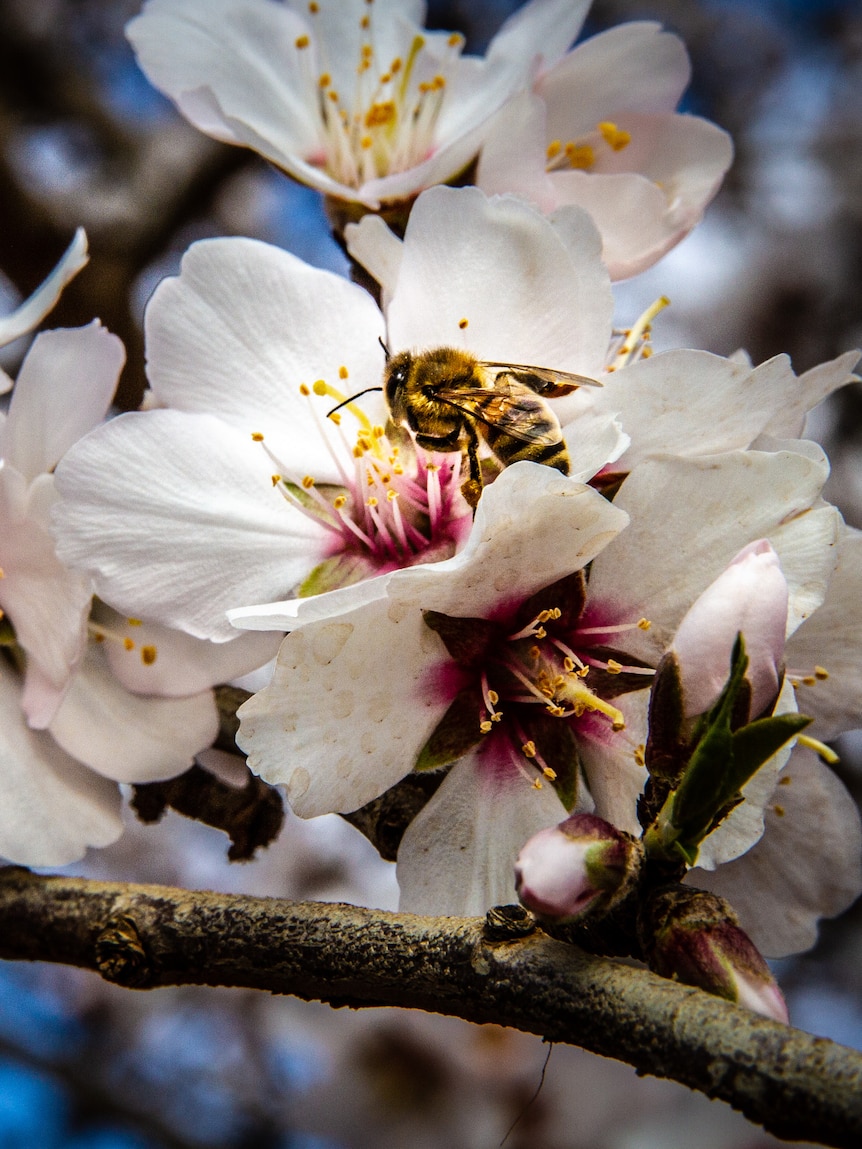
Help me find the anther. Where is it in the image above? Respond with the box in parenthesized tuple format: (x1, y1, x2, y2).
(141, 645, 157, 665)
(251, 432, 264, 442)
(295, 34, 310, 49)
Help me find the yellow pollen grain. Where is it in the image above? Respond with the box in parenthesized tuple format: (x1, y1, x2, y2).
(361, 13, 370, 27)
(271, 475, 282, 486)
(815, 666, 829, 679)
(313, 380, 328, 395)
(318, 73, 331, 88)
(365, 101, 396, 128)
(308, 1, 318, 11)
(141, 645, 157, 666)
(295, 34, 310, 49)
(773, 804, 786, 817)
(459, 318, 468, 329)
(543, 767, 557, 781)
(779, 775, 792, 786)
(353, 444, 365, 458)
(535, 626, 547, 640)
(299, 383, 311, 396)
(606, 659, 623, 674)
(386, 490, 398, 501)
(598, 121, 631, 150)
(532, 779, 543, 790)
(563, 657, 575, 672)
(578, 665, 590, 677)
(302, 475, 315, 489)
(637, 617, 651, 630)
(487, 689, 499, 705)
(480, 720, 492, 733)
(802, 676, 817, 687)
(372, 425, 385, 438)
(123, 637, 135, 652)
(634, 744, 646, 767)
(522, 741, 536, 758)
(330, 412, 342, 425)
(333, 495, 347, 509)
(361, 135, 373, 149)
(448, 33, 462, 47)
(380, 72, 391, 84)
(251, 432, 264, 442)
(491, 711, 503, 723)
(127, 618, 142, 627)
(367, 496, 378, 507)
(565, 142, 594, 169)
(546, 139, 562, 160)
(93, 631, 104, 642)
(328, 89, 340, 102)
(390, 58, 402, 73)
(642, 347, 653, 358)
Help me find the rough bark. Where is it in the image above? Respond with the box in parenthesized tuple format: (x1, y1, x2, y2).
(1, 868, 860, 1148)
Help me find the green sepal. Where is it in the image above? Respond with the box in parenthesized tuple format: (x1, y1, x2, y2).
(298, 552, 375, 596)
(513, 570, 586, 633)
(415, 685, 485, 771)
(644, 652, 688, 784)
(728, 712, 812, 791)
(524, 710, 580, 811)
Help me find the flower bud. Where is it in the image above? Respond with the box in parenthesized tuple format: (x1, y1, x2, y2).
(515, 814, 643, 924)
(642, 886, 789, 1024)
(671, 539, 788, 720)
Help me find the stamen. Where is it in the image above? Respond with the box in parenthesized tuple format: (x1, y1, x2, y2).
(598, 121, 631, 150)
(797, 734, 839, 765)
(612, 297, 670, 370)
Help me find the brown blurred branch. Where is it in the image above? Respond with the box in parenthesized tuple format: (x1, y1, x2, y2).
(1, 867, 861, 1148)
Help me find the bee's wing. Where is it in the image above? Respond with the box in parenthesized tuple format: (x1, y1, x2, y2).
(479, 362, 603, 396)
(436, 379, 562, 445)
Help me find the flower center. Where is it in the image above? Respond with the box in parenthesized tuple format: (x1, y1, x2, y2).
(252, 371, 471, 594)
(295, 1, 465, 186)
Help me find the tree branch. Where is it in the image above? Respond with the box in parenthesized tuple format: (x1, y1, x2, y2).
(1, 869, 860, 1147)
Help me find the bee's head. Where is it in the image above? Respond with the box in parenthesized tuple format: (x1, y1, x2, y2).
(383, 350, 414, 419)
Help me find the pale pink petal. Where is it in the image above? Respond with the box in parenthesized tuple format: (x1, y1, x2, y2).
(539, 23, 692, 134)
(2, 323, 124, 483)
(0, 665, 122, 865)
(485, 0, 590, 77)
(786, 527, 862, 740)
(476, 91, 558, 210)
(48, 643, 219, 783)
(577, 690, 649, 836)
(397, 751, 568, 916)
(690, 746, 862, 957)
(343, 214, 404, 312)
(0, 229, 88, 351)
(763, 350, 860, 440)
(53, 409, 330, 641)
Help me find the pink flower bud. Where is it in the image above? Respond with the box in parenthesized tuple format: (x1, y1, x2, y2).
(515, 814, 642, 923)
(645, 886, 789, 1024)
(671, 539, 788, 719)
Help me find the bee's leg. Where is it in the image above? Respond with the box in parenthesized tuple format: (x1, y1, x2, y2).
(461, 425, 483, 511)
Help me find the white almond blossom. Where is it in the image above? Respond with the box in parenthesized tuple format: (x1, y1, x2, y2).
(50, 189, 622, 643)
(235, 447, 848, 921)
(0, 318, 277, 865)
(126, 0, 589, 212)
(476, 21, 733, 279)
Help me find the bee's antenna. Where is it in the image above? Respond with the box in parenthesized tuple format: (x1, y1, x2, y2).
(326, 386, 384, 418)
(379, 335, 391, 361)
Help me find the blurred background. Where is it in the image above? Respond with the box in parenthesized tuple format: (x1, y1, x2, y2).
(1, 0, 861, 1145)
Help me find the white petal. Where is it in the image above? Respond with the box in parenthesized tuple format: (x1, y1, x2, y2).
(95, 604, 282, 696)
(145, 237, 388, 471)
(237, 597, 440, 816)
(594, 351, 799, 468)
(386, 186, 613, 377)
(397, 751, 568, 916)
(485, 0, 590, 76)
(2, 323, 124, 483)
(49, 642, 219, 783)
(228, 567, 395, 632)
(766, 349, 860, 440)
(689, 746, 862, 957)
(53, 409, 330, 641)
(0, 664, 121, 865)
(0, 469, 91, 722)
(127, 0, 317, 149)
(786, 526, 862, 739)
(0, 230, 88, 350)
(577, 689, 649, 835)
(476, 91, 559, 211)
(588, 450, 835, 665)
(344, 214, 404, 311)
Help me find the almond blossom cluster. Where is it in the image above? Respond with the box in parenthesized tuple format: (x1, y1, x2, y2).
(3, 0, 861, 1020)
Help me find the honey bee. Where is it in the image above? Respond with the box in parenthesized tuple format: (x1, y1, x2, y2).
(382, 346, 601, 507)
